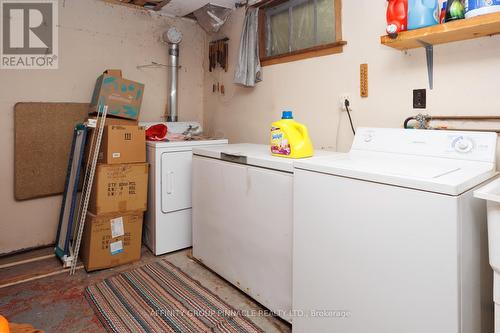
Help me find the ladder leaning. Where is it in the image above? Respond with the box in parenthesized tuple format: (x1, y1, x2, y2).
(70, 105, 108, 275)
(54, 105, 108, 273)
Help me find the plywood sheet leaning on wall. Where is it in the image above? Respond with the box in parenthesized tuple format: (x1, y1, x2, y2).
(14, 102, 89, 201)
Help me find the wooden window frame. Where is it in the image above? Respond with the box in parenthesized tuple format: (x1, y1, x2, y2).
(257, 0, 345, 66)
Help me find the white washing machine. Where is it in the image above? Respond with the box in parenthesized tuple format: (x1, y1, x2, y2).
(141, 121, 227, 255)
(192, 143, 339, 322)
(293, 128, 497, 333)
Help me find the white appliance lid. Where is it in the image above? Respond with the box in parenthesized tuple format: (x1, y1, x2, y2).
(326, 153, 460, 179)
(474, 176, 500, 203)
(295, 128, 498, 195)
(295, 152, 495, 195)
(147, 139, 228, 148)
(193, 143, 340, 173)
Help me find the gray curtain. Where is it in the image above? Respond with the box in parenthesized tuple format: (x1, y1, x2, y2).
(234, 8, 262, 87)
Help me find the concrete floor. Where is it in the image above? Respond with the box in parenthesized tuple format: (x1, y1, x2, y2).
(0, 247, 291, 333)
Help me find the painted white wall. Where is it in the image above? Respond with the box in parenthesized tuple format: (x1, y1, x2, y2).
(203, 2, 500, 154)
(0, 0, 206, 254)
(2, 0, 499, 254)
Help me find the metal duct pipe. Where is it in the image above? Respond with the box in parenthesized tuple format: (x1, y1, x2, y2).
(167, 42, 179, 122)
(163, 27, 182, 122)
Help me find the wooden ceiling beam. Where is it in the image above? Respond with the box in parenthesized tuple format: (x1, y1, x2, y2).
(102, 0, 172, 12)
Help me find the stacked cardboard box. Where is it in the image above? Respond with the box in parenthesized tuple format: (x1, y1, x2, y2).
(89, 69, 144, 120)
(80, 70, 148, 271)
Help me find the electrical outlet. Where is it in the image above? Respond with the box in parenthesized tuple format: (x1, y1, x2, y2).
(413, 89, 426, 109)
(339, 94, 352, 111)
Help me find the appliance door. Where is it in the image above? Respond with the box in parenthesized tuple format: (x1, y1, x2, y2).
(161, 151, 193, 213)
(192, 155, 293, 322)
(293, 169, 462, 333)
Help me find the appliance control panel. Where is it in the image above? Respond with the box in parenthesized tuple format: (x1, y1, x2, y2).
(451, 136, 474, 154)
(352, 128, 497, 163)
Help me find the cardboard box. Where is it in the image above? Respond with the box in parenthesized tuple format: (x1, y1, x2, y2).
(89, 163, 149, 215)
(84, 121, 143, 169)
(98, 125, 146, 164)
(89, 70, 145, 120)
(80, 211, 143, 271)
(88, 115, 139, 126)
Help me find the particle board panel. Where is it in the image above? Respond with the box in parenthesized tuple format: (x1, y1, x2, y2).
(14, 102, 89, 201)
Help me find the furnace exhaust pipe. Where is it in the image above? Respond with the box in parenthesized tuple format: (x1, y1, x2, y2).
(163, 28, 183, 122)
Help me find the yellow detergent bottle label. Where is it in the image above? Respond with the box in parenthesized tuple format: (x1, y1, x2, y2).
(271, 127, 291, 156)
(270, 111, 314, 159)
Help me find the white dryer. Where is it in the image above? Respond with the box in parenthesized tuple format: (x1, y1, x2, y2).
(293, 128, 497, 333)
(141, 121, 227, 255)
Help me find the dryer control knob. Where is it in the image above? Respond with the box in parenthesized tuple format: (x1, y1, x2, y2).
(454, 138, 474, 153)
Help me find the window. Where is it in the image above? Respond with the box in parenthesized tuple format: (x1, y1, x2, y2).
(258, 0, 344, 66)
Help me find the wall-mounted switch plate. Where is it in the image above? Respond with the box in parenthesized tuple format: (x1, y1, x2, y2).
(413, 89, 426, 109)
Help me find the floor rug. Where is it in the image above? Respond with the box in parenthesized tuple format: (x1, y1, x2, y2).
(85, 260, 264, 333)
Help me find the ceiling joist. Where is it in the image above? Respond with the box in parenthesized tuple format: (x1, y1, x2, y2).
(103, 0, 172, 11)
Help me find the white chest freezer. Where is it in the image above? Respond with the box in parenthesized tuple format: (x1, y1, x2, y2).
(192, 143, 339, 322)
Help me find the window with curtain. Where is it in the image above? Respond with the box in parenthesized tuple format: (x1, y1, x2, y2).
(258, 0, 344, 66)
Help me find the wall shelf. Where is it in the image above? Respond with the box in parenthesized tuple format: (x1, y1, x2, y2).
(380, 12, 500, 89)
(380, 12, 500, 50)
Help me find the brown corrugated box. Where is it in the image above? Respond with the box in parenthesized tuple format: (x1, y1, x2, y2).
(89, 163, 149, 215)
(80, 211, 143, 271)
(88, 115, 138, 126)
(98, 125, 146, 164)
(85, 121, 144, 165)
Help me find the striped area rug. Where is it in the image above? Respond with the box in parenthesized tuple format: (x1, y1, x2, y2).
(85, 260, 264, 333)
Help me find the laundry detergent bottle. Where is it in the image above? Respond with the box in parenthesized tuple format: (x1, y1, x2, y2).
(446, 0, 465, 21)
(408, 0, 439, 30)
(270, 111, 314, 159)
(386, 0, 408, 35)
